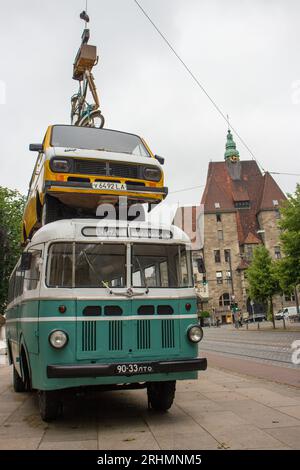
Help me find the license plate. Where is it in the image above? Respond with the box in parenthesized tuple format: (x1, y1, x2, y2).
(115, 363, 154, 375)
(92, 182, 127, 191)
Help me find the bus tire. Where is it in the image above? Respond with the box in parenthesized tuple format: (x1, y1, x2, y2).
(13, 366, 26, 393)
(38, 390, 62, 422)
(41, 195, 60, 226)
(147, 380, 176, 411)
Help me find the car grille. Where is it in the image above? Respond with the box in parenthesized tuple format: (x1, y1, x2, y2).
(73, 159, 140, 179)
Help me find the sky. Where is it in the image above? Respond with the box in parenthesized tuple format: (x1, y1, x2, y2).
(0, 0, 299, 211)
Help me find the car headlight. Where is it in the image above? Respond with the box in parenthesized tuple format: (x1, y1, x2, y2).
(50, 158, 72, 173)
(49, 330, 68, 349)
(143, 167, 161, 182)
(187, 325, 203, 343)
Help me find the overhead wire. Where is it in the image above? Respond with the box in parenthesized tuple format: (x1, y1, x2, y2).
(133, 0, 267, 172)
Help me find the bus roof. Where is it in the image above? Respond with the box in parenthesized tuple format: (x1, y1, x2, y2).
(29, 219, 191, 246)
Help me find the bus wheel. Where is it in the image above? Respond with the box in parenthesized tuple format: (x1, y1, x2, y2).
(38, 390, 62, 422)
(147, 380, 176, 411)
(13, 366, 26, 393)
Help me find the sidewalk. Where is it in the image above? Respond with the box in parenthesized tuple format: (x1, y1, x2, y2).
(0, 361, 299, 450)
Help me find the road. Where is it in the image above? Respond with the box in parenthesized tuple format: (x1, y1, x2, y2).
(201, 323, 300, 368)
(200, 323, 300, 387)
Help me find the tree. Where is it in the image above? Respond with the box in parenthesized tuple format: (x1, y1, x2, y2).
(0, 187, 25, 313)
(278, 184, 300, 313)
(246, 246, 280, 328)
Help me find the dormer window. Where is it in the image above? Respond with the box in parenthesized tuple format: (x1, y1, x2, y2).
(234, 201, 250, 209)
(214, 202, 220, 209)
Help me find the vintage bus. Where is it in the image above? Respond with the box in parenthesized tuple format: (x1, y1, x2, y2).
(6, 219, 207, 421)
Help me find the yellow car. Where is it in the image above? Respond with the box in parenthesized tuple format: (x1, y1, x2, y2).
(22, 125, 167, 243)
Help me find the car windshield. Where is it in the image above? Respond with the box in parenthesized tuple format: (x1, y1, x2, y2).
(51, 125, 150, 157)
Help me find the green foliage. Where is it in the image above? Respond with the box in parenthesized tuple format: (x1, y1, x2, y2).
(247, 246, 280, 302)
(199, 311, 210, 318)
(278, 184, 300, 291)
(246, 246, 280, 327)
(0, 187, 25, 313)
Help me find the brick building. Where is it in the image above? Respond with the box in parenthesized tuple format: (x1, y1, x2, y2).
(176, 130, 297, 323)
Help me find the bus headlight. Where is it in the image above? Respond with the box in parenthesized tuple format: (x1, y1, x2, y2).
(50, 158, 72, 173)
(187, 325, 203, 343)
(49, 330, 68, 349)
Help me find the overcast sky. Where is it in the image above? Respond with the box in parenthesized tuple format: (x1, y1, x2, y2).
(0, 0, 299, 209)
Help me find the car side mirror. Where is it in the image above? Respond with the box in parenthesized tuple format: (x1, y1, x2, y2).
(29, 143, 43, 152)
(19, 252, 32, 271)
(154, 154, 164, 165)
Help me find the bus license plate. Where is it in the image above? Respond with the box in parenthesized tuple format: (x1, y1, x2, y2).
(115, 363, 153, 375)
(92, 182, 127, 191)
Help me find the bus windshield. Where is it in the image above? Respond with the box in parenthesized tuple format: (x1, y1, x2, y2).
(51, 125, 150, 157)
(132, 244, 193, 288)
(46, 242, 193, 289)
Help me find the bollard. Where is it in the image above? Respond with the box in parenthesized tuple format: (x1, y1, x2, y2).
(257, 321, 260, 330)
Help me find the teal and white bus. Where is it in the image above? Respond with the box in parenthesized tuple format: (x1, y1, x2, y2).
(6, 219, 207, 421)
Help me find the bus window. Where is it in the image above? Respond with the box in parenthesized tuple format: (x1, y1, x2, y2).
(75, 244, 126, 288)
(47, 243, 73, 288)
(25, 251, 41, 291)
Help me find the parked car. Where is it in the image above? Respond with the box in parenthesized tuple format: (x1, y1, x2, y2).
(282, 306, 300, 321)
(275, 310, 288, 321)
(247, 313, 267, 323)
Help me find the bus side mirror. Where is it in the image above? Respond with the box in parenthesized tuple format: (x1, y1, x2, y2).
(154, 155, 164, 165)
(29, 143, 43, 152)
(20, 252, 32, 271)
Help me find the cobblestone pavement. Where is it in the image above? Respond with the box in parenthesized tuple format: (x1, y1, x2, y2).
(0, 361, 299, 450)
(201, 324, 300, 369)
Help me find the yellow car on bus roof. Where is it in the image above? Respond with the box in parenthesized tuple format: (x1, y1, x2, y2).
(22, 125, 167, 243)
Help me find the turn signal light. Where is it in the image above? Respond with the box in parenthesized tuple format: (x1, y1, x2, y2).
(58, 305, 67, 314)
(185, 303, 191, 311)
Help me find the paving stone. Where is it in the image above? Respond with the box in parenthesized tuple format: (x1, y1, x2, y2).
(98, 431, 160, 450)
(39, 440, 98, 450)
(262, 426, 300, 449)
(153, 430, 219, 450)
(275, 405, 300, 420)
(0, 437, 42, 450)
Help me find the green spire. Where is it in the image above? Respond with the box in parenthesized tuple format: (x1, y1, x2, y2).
(224, 129, 240, 161)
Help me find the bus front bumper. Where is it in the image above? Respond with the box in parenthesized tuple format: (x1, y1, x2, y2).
(47, 358, 207, 379)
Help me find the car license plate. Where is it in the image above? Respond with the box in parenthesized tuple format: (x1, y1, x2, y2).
(92, 182, 127, 191)
(115, 363, 154, 375)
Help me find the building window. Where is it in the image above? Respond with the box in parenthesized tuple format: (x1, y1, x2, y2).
(226, 271, 232, 286)
(214, 250, 221, 263)
(219, 292, 230, 307)
(216, 271, 223, 284)
(224, 249, 231, 262)
(216, 213, 222, 222)
(245, 245, 253, 260)
(275, 209, 281, 220)
(214, 202, 220, 209)
(234, 201, 250, 209)
(274, 246, 281, 259)
(284, 293, 296, 302)
(218, 230, 223, 241)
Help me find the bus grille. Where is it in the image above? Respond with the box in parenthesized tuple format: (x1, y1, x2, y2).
(137, 320, 151, 350)
(109, 321, 123, 351)
(82, 321, 97, 351)
(161, 320, 175, 348)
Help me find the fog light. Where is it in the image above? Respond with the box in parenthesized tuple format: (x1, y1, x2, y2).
(187, 325, 203, 343)
(49, 330, 68, 349)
